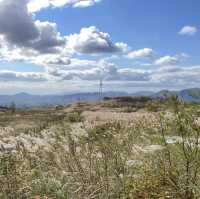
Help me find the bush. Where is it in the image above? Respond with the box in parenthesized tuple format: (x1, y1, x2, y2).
(66, 112, 84, 123)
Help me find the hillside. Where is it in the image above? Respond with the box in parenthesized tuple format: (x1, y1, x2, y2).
(0, 91, 155, 108)
(154, 88, 200, 103)
(1, 88, 200, 108)
(0, 96, 200, 198)
(0, 91, 128, 108)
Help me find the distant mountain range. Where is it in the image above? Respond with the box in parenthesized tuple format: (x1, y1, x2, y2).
(1, 88, 200, 108)
(0, 91, 130, 108)
(153, 88, 200, 103)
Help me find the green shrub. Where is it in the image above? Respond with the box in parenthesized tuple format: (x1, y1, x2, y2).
(66, 112, 84, 123)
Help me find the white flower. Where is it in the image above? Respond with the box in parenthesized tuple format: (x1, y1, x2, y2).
(143, 145, 164, 153)
(166, 136, 182, 144)
(126, 160, 143, 167)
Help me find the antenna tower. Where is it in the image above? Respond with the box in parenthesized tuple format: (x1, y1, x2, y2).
(99, 78, 103, 100)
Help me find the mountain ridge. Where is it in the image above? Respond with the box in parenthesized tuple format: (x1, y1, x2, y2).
(1, 88, 200, 107)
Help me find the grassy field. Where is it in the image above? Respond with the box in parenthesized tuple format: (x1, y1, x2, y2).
(0, 97, 200, 198)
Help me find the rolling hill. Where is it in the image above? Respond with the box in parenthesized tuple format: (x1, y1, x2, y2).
(1, 88, 200, 108)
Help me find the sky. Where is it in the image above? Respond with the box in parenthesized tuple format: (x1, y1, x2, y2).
(0, 0, 200, 94)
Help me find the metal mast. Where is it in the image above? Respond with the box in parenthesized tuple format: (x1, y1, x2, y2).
(99, 78, 103, 100)
(98, 66, 105, 101)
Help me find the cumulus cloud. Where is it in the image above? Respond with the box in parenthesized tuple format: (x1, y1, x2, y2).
(45, 59, 151, 82)
(28, 0, 102, 12)
(2, 59, 200, 93)
(41, 58, 200, 89)
(0, 0, 39, 46)
(32, 20, 65, 54)
(151, 66, 200, 85)
(0, 0, 128, 68)
(73, 0, 101, 8)
(58, 68, 149, 82)
(127, 48, 154, 59)
(0, 71, 48, 82)
(1, 0, 199, 93)
(179, 26, 197, 36)
(68, 59, 100, 70)
(34, 55, 71, 68)
(66, 26, 128, 55)
(154, 54, 188, 66)
(0, 0, 65, 55)
(155, 56, 180, 66)
(118, 68, 150, 81)
(46, 60, 117, 80)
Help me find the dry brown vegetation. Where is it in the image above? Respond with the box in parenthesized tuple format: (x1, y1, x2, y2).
(0, 97, 199, 198)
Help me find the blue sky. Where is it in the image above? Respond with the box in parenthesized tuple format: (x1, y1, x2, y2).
(0, 0, 199, 94)
(35, 0, 199, 63)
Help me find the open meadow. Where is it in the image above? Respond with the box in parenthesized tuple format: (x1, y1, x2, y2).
(0, 0, 200, 198)
(0, 97, 199, 198)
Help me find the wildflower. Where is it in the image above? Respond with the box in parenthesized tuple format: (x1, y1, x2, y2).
(143, 145, 164, 153)
(166, 136, 182, 144)
(126, 160, 143, 167)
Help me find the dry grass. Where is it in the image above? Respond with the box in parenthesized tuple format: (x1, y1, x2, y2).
(82, 110, 156, 122)
(0, 98, 199, 198)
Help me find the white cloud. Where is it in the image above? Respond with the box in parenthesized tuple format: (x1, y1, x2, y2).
(127, 48, 154, 59)
(151, 65, 200, 85)
(45, 59, 151, 81)
(0, 0, 65, 55)
(34, 54, 71, 67)
(0, 71, 48, 82)
(66, 26, 128, 55)
(117, 68, 150, 81)
(41, 59, 200, 91)
(1, 62, 200, 94)
(155, 56, 180, 66)
(154, 54, 188, 66)
(0, 0, 39, 46)
(27, 0, 102, 13)
(1, 0, 199, 93)
(0, 0, 128, 66)
(33, 20, 65, 53)
(73, 0, 101, 8)
(179, 26, 197, 36)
